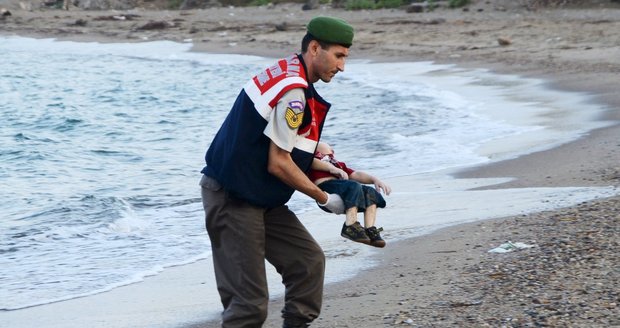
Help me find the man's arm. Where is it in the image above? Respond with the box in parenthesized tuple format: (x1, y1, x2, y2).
(268, 142, 329, 204)
(263, 88, 343, 213)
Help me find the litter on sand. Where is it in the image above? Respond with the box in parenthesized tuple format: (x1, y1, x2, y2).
(488, 241, 536, 253)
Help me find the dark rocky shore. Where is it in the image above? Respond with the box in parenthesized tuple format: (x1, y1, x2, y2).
(386, 197, 620, 328)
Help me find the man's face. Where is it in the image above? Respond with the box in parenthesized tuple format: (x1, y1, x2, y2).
(311, 43, 349, 83)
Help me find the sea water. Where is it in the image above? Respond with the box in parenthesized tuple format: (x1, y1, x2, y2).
(0, 36, 617, 315)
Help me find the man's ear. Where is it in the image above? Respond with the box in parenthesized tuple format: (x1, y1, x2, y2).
(309, 40, 321, 57)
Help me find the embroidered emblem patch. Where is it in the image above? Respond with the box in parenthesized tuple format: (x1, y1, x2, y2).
(285, 101, 304, 129)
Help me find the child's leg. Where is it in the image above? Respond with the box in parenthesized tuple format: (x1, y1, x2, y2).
(360, 188, 385, 248)
(363, 205, 385, 248)
(345, 207, 358, 225)
(363, 204, 377, 228)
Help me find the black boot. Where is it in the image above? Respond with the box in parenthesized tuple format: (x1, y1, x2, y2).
(365, 226, 386, 248)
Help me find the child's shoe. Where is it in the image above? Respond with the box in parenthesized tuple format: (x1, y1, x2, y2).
(365, 226, 386, 248)
(340, 222, 370, 244)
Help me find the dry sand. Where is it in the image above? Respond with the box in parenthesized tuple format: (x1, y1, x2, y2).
(2, 0, 619, 327)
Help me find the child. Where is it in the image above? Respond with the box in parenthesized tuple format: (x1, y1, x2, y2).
(308, 142, 391, 247)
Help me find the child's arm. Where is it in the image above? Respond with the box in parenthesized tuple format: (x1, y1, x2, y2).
(311, 158, 349, 180)
(349, 171, 392, 195)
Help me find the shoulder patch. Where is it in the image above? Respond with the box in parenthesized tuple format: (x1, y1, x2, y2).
(285, 100, 304, 129)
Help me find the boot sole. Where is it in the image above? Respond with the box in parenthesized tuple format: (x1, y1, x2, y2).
(341, 233, 371, 244)
(370, 240, 386, 248)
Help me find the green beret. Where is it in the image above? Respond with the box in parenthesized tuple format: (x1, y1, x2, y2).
(307, 16, 354, 47)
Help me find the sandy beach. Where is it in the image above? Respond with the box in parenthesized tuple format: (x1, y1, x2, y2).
(1, 0, 619, 326)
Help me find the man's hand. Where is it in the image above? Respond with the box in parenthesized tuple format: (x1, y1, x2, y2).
(317, 192, 345, 214)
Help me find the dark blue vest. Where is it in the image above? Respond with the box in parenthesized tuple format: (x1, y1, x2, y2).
(201, 54, 331, 208)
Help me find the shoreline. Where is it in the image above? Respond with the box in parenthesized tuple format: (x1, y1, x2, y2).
(2, 1, 619, 327)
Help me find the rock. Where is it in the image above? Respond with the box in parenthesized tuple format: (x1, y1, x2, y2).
(1, 8, 12, 16)
(406, 4, 424, 13)
(301, 0, 319, 10)
(94, 14, 140, 21)
(498, 37, 512, 46)
(179, 0, 221, 10)
(275, 22, 288, 31)
(69, 18, 87, 26)
(41, 0, 60, 7)
(136, 20, 175, 30)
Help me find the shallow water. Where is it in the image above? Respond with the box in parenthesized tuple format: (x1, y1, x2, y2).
(0, 36, 615, 313)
